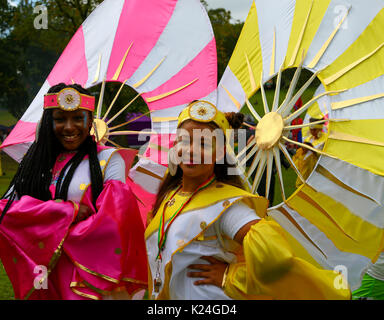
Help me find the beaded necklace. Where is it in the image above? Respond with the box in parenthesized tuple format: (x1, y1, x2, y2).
(153, 174, 216, 293)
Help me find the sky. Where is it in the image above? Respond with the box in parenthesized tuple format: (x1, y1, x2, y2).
(8, 1, 254, 22)
(205, 0, 253, 22)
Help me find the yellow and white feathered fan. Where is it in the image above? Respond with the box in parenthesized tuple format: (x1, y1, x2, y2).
(216, 0, 384, 290)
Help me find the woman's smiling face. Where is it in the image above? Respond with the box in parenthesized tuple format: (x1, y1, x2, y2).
(176, 120, 225, 179)
(52, 109, 93, 151)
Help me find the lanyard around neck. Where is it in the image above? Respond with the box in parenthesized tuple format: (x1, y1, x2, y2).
(156, 174, 216, 259)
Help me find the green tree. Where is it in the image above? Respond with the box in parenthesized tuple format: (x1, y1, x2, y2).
(200, 0, 208, 9)
(0, 0, 29, 118)
(0, 0, 104, 118)
(206, 8, 243, 81)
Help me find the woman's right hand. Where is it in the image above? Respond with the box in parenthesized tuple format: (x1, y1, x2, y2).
(187, 256, 229, 288)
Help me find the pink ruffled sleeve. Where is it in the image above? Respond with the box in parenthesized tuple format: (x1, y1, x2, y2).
(63, 179, 148, 298)
(0, 197, 77, 299)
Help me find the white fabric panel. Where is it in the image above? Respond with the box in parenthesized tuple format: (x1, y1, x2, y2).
(201, 88, 219, 107)
(127, 0, 213, 92)
(2, 141, 32, 163)
(129, 158, 167, 194)
(305, 0, 384, 72)
(82, 0, 125, 88)
(270, 205, 371, 290)
(103, 152, 126, 183)
(150, 104, 186, 133)
(319, 156, 384, 206)
(330, 74, 384, 120)
(254, 0, 295, 82)
(307, 169, 384, 228)
(367, 252, 384, 281)
(217, 67, 246, 112)
(20, 80, 50, 122)
(129, 170, 161, 194)
(152, 120, 178, 135)
(151, 104, 185, 119)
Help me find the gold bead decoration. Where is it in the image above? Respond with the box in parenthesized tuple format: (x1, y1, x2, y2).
(176, 239, 185, 247)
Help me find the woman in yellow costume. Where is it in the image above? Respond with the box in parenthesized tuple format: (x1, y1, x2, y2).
(293, 117, 327, 188)
(145, 101, 350, 300)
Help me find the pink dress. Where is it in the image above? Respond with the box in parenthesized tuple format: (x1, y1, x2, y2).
(0, 146, 148, 300)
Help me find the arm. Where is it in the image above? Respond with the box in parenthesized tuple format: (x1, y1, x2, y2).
(73, 152, 126, 224)
(223, 219, 351, 299)
(233, 219, 259, 243)
(188, 209, 350, 299)
(186, 219, 258, 287)
(187, 202, 259, 287)
(64, 178, 148, 297)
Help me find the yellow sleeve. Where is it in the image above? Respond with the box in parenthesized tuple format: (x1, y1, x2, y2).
(223, 220, 351, 300)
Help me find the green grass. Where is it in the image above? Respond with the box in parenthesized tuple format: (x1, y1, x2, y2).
(0, 109, 17, 127)
(0, 108, 17, 299)
(272, 166, 297, 206)
(0, 153, 17, 300)
(0, 263, 14, 300)
(0, 153, 17, 196)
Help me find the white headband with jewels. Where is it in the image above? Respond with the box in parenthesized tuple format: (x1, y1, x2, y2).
(44, 87, 95, 112)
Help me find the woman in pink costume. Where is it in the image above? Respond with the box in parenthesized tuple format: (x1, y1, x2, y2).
(0, 83, 147, 300)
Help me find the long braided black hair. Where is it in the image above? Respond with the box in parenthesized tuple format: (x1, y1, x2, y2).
(0, 83, 104, 223)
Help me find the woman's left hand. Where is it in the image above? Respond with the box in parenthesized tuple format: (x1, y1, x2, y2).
(187, 256, 228, 287)
(72, 203, 93, 224)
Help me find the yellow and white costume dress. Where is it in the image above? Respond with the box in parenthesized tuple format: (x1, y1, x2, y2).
(145, 181, 350, 300)
(145, 182, 267, 300)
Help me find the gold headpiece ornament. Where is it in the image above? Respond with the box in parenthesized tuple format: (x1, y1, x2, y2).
(177, 100, 230, 132)
(44, 87, 95, 112)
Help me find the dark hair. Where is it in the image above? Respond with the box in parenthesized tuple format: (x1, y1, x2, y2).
(150, 110, 245, 219)
(0, 83, 103, 223)
(310, 117, 323, 123)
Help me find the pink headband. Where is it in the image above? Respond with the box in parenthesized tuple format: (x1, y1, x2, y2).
(44, 87, 95, 112)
